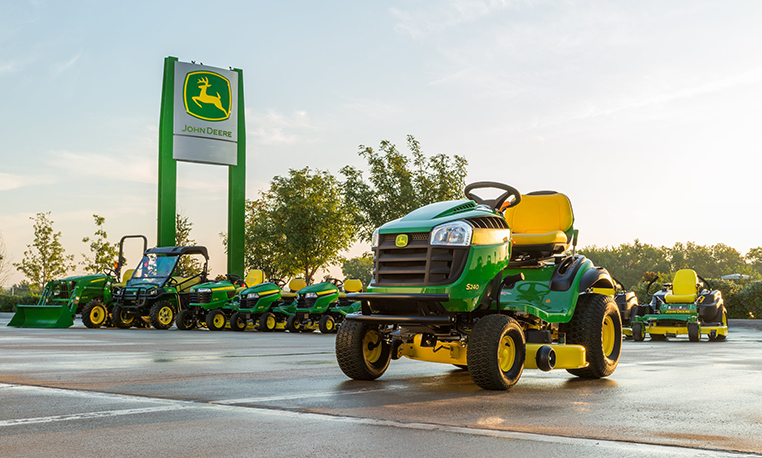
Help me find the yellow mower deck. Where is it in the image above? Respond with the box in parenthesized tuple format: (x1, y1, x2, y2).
(646, 324, 728, 338)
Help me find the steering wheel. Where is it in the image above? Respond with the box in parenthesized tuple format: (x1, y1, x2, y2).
(328, 277, 343, 288)
(464, 182, 522, 210)
(226, 273, 244, 287)
(103, 267, 117, 279)
(270, 278, 286, 288)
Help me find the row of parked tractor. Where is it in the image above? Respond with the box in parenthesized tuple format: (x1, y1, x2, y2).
(8, 181, 730, 391)
(8, 235, 364, 333)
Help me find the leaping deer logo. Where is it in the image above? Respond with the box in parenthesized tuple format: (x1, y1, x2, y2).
(192, 77, 229, 117)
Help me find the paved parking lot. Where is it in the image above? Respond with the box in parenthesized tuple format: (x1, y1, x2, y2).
(1, 314, 761, 457)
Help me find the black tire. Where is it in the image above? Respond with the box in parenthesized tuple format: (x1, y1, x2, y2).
(111, 304, 134, 329)
(150, 301, 176, 330)
(259, 312, 277, 332)
(82, 301, 108, 328)
(709, 308, 728, 341)
(688, 322, 700, 342)
(176, 309, 197, 330)
(335, 321, 391, 380)
(286, 315, 301, 333)
(230, 312, 247, 332)
(563, 294, 622, 378)
(467, 314, 526, 390)
(319, 315, 336, 334)
(206, 309, 226, 331)
(632, 322, 644, 341)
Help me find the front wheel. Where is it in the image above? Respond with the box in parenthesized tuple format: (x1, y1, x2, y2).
(688, 322, 700, 342)
(335, 321, 391, 380)
(206, 309, 226, 331)
(632, 322, 645, 342)
(467, 314, 526, 390)
(319, 315, 336, 334)
(111, 304, 134, 329)
(150, 301, 176, 330)
(176, 309, 197, 330)
(230, 312, 247, 332)
(708, 308, 728, 341)
(286, 315, 302, 333)
(259, 312, 277, 332)
(82, 301, 108, 328)
(563, 294, 622, 378)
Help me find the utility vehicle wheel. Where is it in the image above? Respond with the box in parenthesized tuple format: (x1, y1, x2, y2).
(286, 315, 302, 333)
(319, 315, 336, 334)
(82, 301, 108, 328)
(259, 312, 277, 332)
(111, 305, 134, 329)
(688, 322, 700, 342)
(467, 314, 526, 390)
(206, 310, 226, 331)
(335, 321, 391, 380)
(632, 322, 645, 341)
(709, 308, 728, 341)
(230, 312, 247, 332)
(563, 294, 622, 378)
(176, 309, 197, 330)
(150, 301, 176, 330)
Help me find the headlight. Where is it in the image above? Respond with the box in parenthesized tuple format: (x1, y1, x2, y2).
(246, 292, 259, 299)
(430, 221, 473, 246)
(305, 292, 318, 299)
(197, 288, 212, 293)
(371, 228, 380, 247)
(148, 289, 158, 295)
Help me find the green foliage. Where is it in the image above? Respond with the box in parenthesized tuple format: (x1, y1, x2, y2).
(13, 212, 74, 292)
(580, 240, 670, 290)
(174, 214, 203, 277)
(0, 294, 39, 313)
(341, 135, 468, 242)
(731, 281, 762, 319)
(236, 198, 294, 280)
(263, 167, 356, 284)
(81, 214, 119, 274)
(342, 253, 373, 290)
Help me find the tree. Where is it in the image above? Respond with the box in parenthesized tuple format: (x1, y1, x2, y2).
(0, 233, 10, 287)
(81, 215, 119, 274)
(174, 213, 203, 277)
(239, 198, 293, 279)
(580, 239, 670, 290)
(341, 135, 468, 242)
(13, 212, 74, 292)
(259, 167, 356, 284)
(746, 247, 762, 277)
(342, 253, 373, 289)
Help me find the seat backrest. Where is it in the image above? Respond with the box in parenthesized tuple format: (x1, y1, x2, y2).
(245, 269, 264, 287)
(116, 269, 135, 287)
(289, 278, 307, 292)
(502, 191, 574, 235)
(671, 269, 698, 297)
(344, 279, 363, 293)
(173, 276, 202, 293)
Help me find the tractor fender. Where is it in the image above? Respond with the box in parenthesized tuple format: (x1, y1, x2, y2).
(549, 255, 587, 292)
(577, 266, 616, 292)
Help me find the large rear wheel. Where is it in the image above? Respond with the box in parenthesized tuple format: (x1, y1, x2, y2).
(150, 301, 176, 330)
(82, 301, 108, 328)
(467, 314, 526, 390)
(563, 294, 622, 378)
(335, 321, 391, 380)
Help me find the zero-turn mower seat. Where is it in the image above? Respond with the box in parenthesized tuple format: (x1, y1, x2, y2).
(115, 269, 135, 287)
(238, 269, 264, 292)
(339, 278, 363, 298)
(501, 191, 577, 259)
(281, 278, 306, 299)
(665, 269, 698, 304)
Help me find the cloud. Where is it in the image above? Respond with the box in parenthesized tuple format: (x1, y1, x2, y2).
(246, 109, 321, 145)
(50, 51, 81, 76)
(48, 149, 157, 184)
(391, 0, 528, 37)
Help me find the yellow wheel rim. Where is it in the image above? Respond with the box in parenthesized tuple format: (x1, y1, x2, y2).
(326, 319, 334, 331)
(499, 334, 516, 372)
(158, 306, 173, 325)
(602, 315, 615, 357)
(90, 306, 105, 324)
(363, 330, 382, 364)
(722, 312, 727, 327)
(213, 314, 225, 328)
(266, 315, 276, 329)
(122, 312, 134, 326)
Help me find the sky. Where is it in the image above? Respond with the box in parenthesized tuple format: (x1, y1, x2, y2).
(2, 0, 762, 286)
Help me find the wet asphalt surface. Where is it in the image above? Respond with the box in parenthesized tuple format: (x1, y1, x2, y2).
(1, 314, 761, 457)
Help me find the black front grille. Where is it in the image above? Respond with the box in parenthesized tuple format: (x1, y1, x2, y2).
(296, 297, 317, 309)
(189, 291, 212, 304)
(239, 297, 259, 309)
(373, 231, 469, 286)
(466, 216, 509, 229)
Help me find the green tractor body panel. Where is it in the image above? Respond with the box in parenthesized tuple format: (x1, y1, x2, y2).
(234, 282, 287, 314)
(290, 282, 340, 315)
(188, 280, 238, 311)
(8, 274, 115, 328)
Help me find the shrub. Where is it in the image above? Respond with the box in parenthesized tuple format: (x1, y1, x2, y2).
(0, 294, 39, 312)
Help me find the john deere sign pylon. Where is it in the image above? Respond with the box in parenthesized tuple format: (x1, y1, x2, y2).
(157, 56, 246, 276)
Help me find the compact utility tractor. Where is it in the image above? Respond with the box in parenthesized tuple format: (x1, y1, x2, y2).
(630, 269, 727, 342)
(110, 246, 209, 330)
(335, 182, 622, 390)
(228, 278, 306, 332)
(8, 235, 147, 328)
(281, 278, 363, 334)
(176, 270, 264, 331)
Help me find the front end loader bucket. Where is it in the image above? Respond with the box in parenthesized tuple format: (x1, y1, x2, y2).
(7, 303, 75, 328)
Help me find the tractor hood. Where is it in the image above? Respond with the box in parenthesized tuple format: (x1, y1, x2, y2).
(241, 282, 283, 297)
(191, 279, 235, 292)
(297, 282, 339, 295)
(378, 199, 497, 233)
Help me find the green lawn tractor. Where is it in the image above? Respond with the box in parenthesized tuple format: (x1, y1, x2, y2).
(227, 277, 306, 332)
(281, 278, 363, 334)
(176, 270, 264, 331)
(8, 235, 147, 329)
(335, 182, 622, 390)
(630, 269, 727, 342)
(110, 246, 209, 330)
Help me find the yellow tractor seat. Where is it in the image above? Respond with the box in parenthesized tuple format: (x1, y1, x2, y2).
(173, 276, 202, 293)
(281, 278, 307, 299)
(236, 269, 264, 292)
(115, 269, 135, 287)
(502, 191, 577, 259)
(665, 269, 698, 304)
(339, 278, 363, 298)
